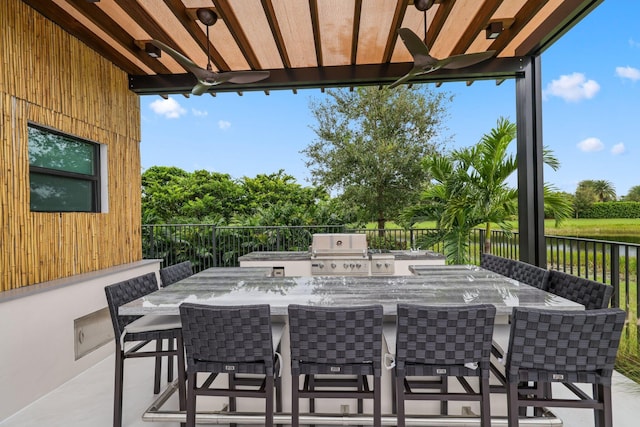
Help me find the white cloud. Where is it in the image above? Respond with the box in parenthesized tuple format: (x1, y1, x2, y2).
(615, 66, 640, 82)
(218, 120, 231, 130)
(630, 38, 640, 48)
(543, 72, 600, 102)
(192, 108, 208, 117)
(577, 137, 604, 152)
(611, 143, 626, 155)
(149, 97, 186, 119)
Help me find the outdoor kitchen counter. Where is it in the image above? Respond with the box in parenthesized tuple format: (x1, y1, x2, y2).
(238, 251, 312, 261)
(238, 249, 446, 276)
(237, 250, 445, 261)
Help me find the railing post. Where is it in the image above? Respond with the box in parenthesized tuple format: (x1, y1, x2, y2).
(410, 228, 414, 250)
(277, 227, 281, 251)
(212, 226, 217, 267)
(610, 243, 620, 308)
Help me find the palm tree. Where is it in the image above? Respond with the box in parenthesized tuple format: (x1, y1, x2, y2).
(405, 117, 572, 263)
(591, 180, 616, 202)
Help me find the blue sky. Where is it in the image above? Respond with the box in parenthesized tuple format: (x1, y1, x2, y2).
(141, 1, 639, 197)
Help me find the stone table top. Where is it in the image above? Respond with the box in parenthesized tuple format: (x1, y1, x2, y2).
(120, 265, 583, 317)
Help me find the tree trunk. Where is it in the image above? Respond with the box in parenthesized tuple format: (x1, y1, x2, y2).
(484, 223, 492, 254)
(377, 218, 385, 237)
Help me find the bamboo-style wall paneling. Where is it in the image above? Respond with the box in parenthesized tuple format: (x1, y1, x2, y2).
(1, 0, 143, 291)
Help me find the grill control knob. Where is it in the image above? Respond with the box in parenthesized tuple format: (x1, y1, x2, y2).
(331, 263, 336, 269)
(349, 263, 355, 269)
(344, 263, 349, 269)
(356, 263, 362, 269)
(376, 262, 382, 268)
(317, 262, 324, 269)
(384, 262, 390, 267)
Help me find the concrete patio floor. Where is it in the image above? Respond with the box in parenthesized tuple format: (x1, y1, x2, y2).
(2, 352, 640, 427)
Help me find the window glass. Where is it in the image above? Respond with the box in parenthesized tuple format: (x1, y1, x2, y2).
(28, 126, 95, 175)
(30, 173, 93, 212)
(28, 124, 100, 212)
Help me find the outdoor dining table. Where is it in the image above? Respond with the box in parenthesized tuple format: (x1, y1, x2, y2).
(119, 265, 583, 318)
(118, 265, 584, 426)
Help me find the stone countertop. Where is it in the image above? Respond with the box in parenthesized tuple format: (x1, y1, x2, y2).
(238, 250, 445, 261)
(238, 251, 312, 261)
(389, 250, 445, 260)
(120, 266, 583, 317)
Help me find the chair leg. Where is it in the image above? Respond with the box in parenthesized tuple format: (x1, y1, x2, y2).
(176, 334, 187, 427)
(113, 349, 125, 427)
(596, 384, 613, 427)
(291, 375, 299, 427)
(167, 338, 174, 383)
(307, 375, 315, 414)
(357, 375, 364, 413)
(441, 376, 448, 415)
(507, 382, 520, 427)
(395, 372, 405, 427)
(186, 372, 197, 427)
(480, 376, 491, 427)
(265, 376, 274, 427)
(154, 340, 162, 394)
(373, 376, 381, 427)
(229, 374, 237, 427)
(390, 369, 397, 414)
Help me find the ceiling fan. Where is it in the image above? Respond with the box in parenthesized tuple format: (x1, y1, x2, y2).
(389, 0, 496, 89)
(150, 8, 270, 96)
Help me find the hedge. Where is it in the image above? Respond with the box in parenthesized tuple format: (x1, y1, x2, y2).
(581, 201, 640, 218)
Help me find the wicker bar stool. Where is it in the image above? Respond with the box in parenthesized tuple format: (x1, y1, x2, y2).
(509, 260, 550, 289)
(159, 261, 193, 287)
(179, 303, 283, 427)
(505, 307, 625, 427)
(392, 304, 496, 427)
(104, 272, 186, 427)
(480, 253, 516, 276)
(547, 270, 613, 309)
(288, 304, 384, 427)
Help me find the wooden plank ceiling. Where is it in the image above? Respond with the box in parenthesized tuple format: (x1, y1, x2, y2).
(22, 0, 602, 96)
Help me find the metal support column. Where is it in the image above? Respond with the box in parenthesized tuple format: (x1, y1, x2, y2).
(515, 56, 546, 267)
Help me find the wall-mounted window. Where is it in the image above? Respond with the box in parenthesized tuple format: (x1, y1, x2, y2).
(28, 124, 101, 212)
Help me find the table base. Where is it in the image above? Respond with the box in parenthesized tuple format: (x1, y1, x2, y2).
(143, 380, 563, 426)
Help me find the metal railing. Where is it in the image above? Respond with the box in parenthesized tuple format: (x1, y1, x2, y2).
(141, 223, 638, 321)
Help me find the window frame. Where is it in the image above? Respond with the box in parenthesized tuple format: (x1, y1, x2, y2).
(28, 123, 102, 213)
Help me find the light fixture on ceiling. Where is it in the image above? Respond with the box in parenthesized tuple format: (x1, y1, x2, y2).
(144, 42, 161, 58)
(486, 21, 503, 39)
(412, 0, 444, 11)
(413, 0, 435, 11)
(196, 8, 218, 26)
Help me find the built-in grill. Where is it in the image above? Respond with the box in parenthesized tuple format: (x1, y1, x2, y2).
(310, 233, 370, 276)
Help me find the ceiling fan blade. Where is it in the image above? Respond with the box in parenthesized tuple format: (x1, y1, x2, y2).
(191, 82, 211, 96)
(439, 50, 496, 69)
(149, 40, 206, 77)
(388, 66, 425, 89)
(217, 70, 271, 84)
(397, 28, 432, 59)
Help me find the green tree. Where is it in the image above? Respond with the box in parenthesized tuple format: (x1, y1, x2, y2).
(573, 184, 597, 218)
(404, 117, 572, 263)
(302, 85, 452, 232)
(576, 180, 616, 202)
(623, 185, 640, 202)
